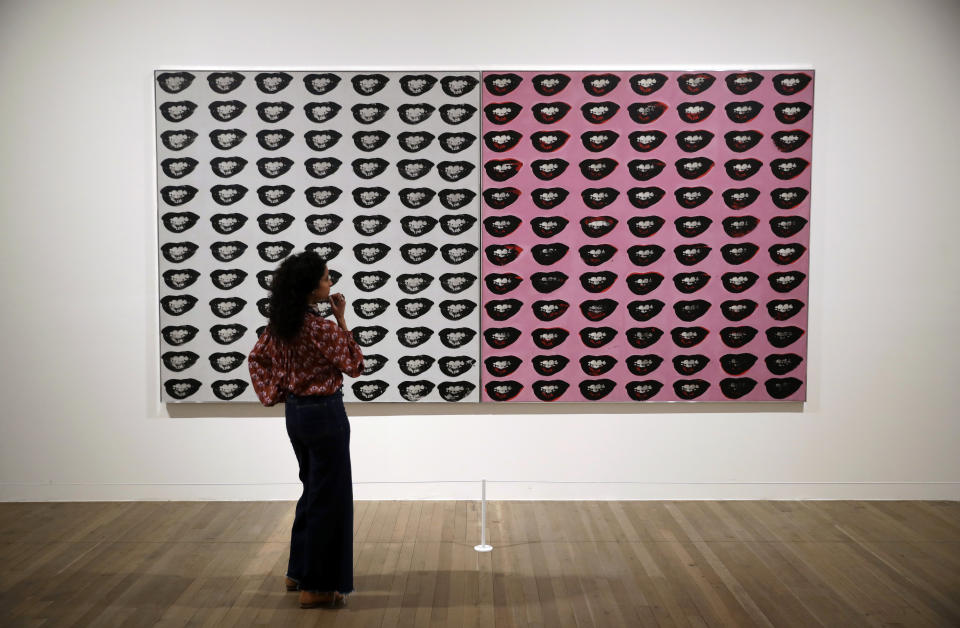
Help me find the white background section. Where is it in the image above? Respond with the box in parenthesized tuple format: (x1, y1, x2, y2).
(1, 0, 958, 501)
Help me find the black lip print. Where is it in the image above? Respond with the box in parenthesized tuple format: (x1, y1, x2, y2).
(626, 244, 664, 266)
(674, 187, 713, 209)
(438, 381, 476, 402)
(157, 71, 195, 93)
(674, 244, 712, 265)
(302, 241, 339, 262)
(440, 272, 477, 294)
(532, 299, 570, 321)
(400, 73, 438, 96)
(162, 268, 200, 290)
(400, 215, 439, 237)
(304, 129, 343, 151)
(532, 327, 570, 349)
(771, 188, 809, 210)
(532, 380, 571, 402)
(580, 216, 618, 238)
(256, 129, 294, 150)
(399, 188, 437, 209)
(255, 157, 293, 178)
(212, 379, 249, 400)
(160, 129, 198, 151)
(351, 73, 389, 96)
(484, 215, 522, 237)
(629, 72, 667, 95)
(766, 326, 805, 348)
(353, 271, 391, 292)
(484, 272, 523, 294)
(530, 271, 569, 293)
(304, 101, 342, 123)
(627, 299, 665, 321)
(671, 326, 709, 348)
(772, 129, 811, 152)
(439, 356, 477, 377)
(774, 102, 812, 124)
(353, 130, 391, 152)
(254, 72, 291, 93)
(160, 351, 199, 373)
(674, 216, 713, 238)
(582, 73, 621, 96)
(398, 242, 436, 264)
(161, 241, 199, 263)
(723, 130, 764, 152)
(531, 188, 570, 209)
(396, 131, 433, 152)
(765, 377, 803, 399)
(397, 326, 434, 348)
(625, 131, 666, 154)
(582, 130, 620, 152)
(721, 271, 759, 292)
(719, 353, 758, 376)
(207, 71, 244, 93)
(580, 271, 617, 293)
(577, 378, 614, 400)
(256, 101, 293, 123)
(305, 157, 343, 179)
(353, 214, 390, 236)
(531, 102, 572, 124)
(627, 327, 664, 349)
(397, 273, 434, 294)
(304, 73, 341, 95)
(532, 243, 569, 265)
(483, 187, 521, 209)
(351, 242, 389, 264)
(256, 213, 294, 234)
(722, 188, 760, 211)
(724, 159, 763, 180)
(675, 157, 715, 179)
(210, 324, 248, 345)
(767, 299, 805, 321)
(256, 185, 294, 206)
(441, 243, 478, 265)
(581, 101, 620, 124)
(720, 326, 758, 348)
(581, 187, 619, 209)
(580, 299, 618, 321)
(439, 188, 477, 209)
(677, 101, 716, 123)
(483, 130, 523, 152)
(675, 130, 715, 153)
(352, 187, 389, 208)
(530, 73, 569, 96)
(673, 354, 710, 375)
(397, 159, 435, 180)
(770, 158, 810, 180)
(769, 243, 807, 265)
(674, 379, 710, 399)
(765, 353, 803, 376)
(626, 379, 664, 400)
(580, 244, 618, 266)
(352, 158, 390, 179)
(721, 216, 759, 238)
(160, 294, 198, 316)
(769, 216, 808, 238)
(164, 378, 202, 400)
(209, 297, 246, 318)
(485, 355, 523, 377)
(160, 185, 198, 206)
(159, 100, 197, 122)
(623, 190, 664, 213)
(209, 184, 247, 206)
(398, 103, 436, 125)
(724, 100, 764, 123)
(579, 355, 617, 376)
(161, 157, 199, 179)
(352, 379, 389, 401)
(673, 271, 711, 294)
(532, 355, 570, 376)
(626, 354, 663, 376)
(725, 72, 763, 95)
(484, 101, 523, 125)
(485, 158, 523, 182)
(626, 272, 665, 295)
(628, 102, 668, 124)
(767, 270, 807, 293)
(720, 243, 760, 265)
(362, 354, 388, 376)
(579, 158, 618, 180)
(257, 298, 272, 317)
(305, 213, 343, 236)
(485, 380, 523, 401)
(484, 326, 522, 349)
(674, 299, 711, 322)
(530, 216, 570, 238)
(440, 103, 477, 125)
(208, 351, 245, 373)
(398, 355, 436, 376)
(161, 211, 199, 234)
(161, 325, 199, 346)
(484, 73, 523, 95)
(212, 240, 251, 262)
(720, 299, 758, 321)
(626, 159, 666, 181)
(720, 377, 757, 399)
(485, 298, 523, 321)
(531, 159, 569, 180)
(530, 130, 571, 153)
(773, 72, 812, 95)
(677, 73, 716, 95)
(438, 132, 476, 153)
(485, 244, 523, 266)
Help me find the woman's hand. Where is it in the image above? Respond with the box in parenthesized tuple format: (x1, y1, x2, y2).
(329, 293, 347, 322)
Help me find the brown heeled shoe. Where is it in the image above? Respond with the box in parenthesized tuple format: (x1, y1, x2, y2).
(284, 577, 298, 591)
(299, 590, 336, 609)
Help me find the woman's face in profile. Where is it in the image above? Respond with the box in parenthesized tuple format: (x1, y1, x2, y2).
(309, 268, 332, 303)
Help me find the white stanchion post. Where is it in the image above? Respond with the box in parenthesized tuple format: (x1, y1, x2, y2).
(474, 479, 493, 552)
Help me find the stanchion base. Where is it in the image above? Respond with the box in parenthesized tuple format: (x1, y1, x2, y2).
(474, 544, 493, 553)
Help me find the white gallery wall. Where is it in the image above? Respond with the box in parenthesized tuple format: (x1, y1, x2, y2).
(1, 0, 958, 501)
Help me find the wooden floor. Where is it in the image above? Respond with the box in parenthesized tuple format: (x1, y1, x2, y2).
(0, 501, 958, 627)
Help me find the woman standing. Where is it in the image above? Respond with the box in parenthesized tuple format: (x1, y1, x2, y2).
(248, 251, 365, 609)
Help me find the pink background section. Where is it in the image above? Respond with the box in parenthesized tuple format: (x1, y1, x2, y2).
(480, 70, 814, 402)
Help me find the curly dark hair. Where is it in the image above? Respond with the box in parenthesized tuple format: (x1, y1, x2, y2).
(267, 251, 327, 341)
